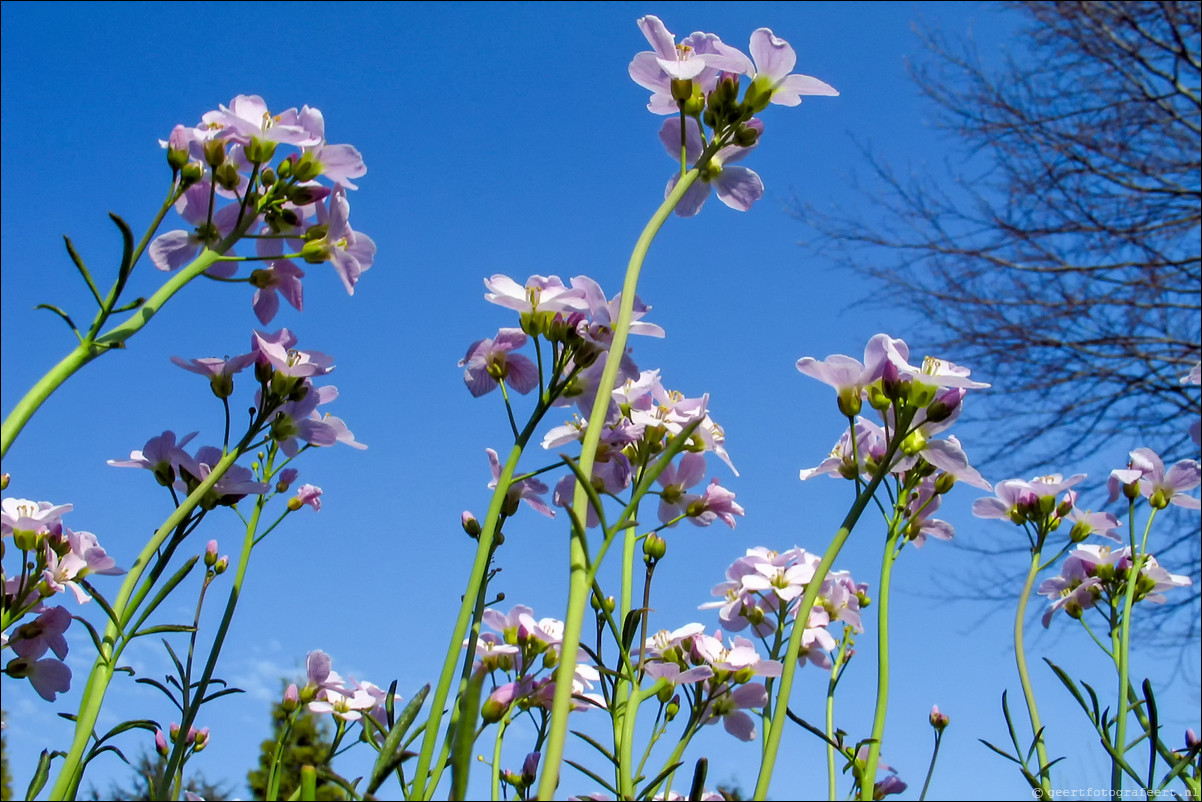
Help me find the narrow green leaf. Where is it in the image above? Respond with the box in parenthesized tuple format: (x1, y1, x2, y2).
(569, 729, 618, 765)
(688, 757, 708, 801)
(62, 235, 103, 307)
(135, 677, 183, 710)
(563, 760, 617, 796)
(25, 750, 52, 801)
(34, 304, 80, 336)
(637, 761, 684, 800)
(978, 739, 1023, 765)
(131, 624, 198, 638)
(201, 686, 245, 704)
(128, 556, 199, 637)
(368, 685, 429, 795)
(75, 579, 122, 637)
(1143, 678, 1159, 789)
(450, 670, 484, 800)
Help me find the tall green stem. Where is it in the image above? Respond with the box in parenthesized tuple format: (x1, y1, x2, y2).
(156, 496, 268, 798)
(1112, 508, 1157, 793)
(410, 441, 529, 799)
(1015, 549, 1052, 795)
(754, 425, 909, 800)
(48, 448, 245, 800)
(859, 532, 899, 800)
(536, 169, 699, 801)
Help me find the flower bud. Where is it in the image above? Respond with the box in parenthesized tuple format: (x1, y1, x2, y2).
(287, 497, 304, 512)
(1069, 521, 1091, 543)
(665, 693, 680, 721)
(166, 125, 190, 171)
(657, 682, 674, 704)
(521, 751, 540, 784)
(180, 162, 203, 187)
(213, 556, 229, 575)
(214, 162, 240, 191)
(203, 139, 226, 168)
(193, 727, 209, 751)
(282, 683, 300, 713)
(866, 385, 891, 411)
(0, 473, 9, 490)
(733, 122, 759, 148)
(155, 728, 169, 757)
(1056, 497, 1074, 519)
(204, 540, 219, 568)
(291, 152, 322, 182)
(245, 137, 277, 165)
(590, 593, 615, 615)
(643, 534, 667, 563)
(670, 78, 694, 103)
(462, 511, 482, 538)
(481, 691, 512, 724)
(929, 705, 949, 731)
(934, 473, 956, 495)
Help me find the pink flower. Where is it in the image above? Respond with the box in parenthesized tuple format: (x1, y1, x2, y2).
(4, 655, 71, 701)
(459, 329, 539, 397)
(483, 274, 588, 316)
(250, 260, 305, 325)
(9, 605, 71, 660)
(628, 17, 753, 114)
(743, 28, 839, 109)
(486, 449, 554, 518)
(686, 478, 745, 528)
(661, 117, 764, 217)
(295, 484, 323, 511)
(301, 186, 375, 294)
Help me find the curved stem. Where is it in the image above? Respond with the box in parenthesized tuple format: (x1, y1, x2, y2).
(3, 234, 242, 459)
(536, 169, 700, 801)
(1113, 507, 1158, 792)
(1015, 548, 1052, 794)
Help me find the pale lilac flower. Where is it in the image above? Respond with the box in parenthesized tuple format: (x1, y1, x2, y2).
(9, 605, 71, 660)
(170, 353, 256, 399)
(252, 330, 335, 378)
(642, 660, 714, 686)
(628, 17, 752, 113)
(1, 498, 71, 541)
(701, 681, 768, 741)
(656, 452, 709, 525)
(303, 186, 375, 294)
(149, 181, 244, 272)
(459, 329, 538, 397)
(205, 94, 318, 149)
(296, 105, 367, 189)
(661, 117, 764, 217)
(686, 478, 745, 528)
(319, 414, 368, 451)
(250, 260, 305, 325)
(1127, 448, 1201, 509)
(742, 28, 839, 108)
(107, 431, 199, 487)
(4, 655, 71, 701)
(42, 529, 124, 604)
(486, 449, 553, 518)
(570, 276, 665, 345)
(295, 484, 322, 511)
(483, 274, 588, 316)
(1065, 508, 1122, 542)
(796, 625, 838, 669)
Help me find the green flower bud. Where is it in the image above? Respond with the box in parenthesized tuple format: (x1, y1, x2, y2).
(670, 78, 694, 103)
(260, 168, 276, 187)
(643, 534, 667, 563)
(203, 139, 226, 168)
(0, 473, 9, 490)
(291, 152, 322, 182)
(934, 473, 956, 495)
(665, 694, 680, 721)
(733, 123, 759, 148)
(246, 136, 278, 165)
(180, 162, 203, 187)
(214, 162, 240, 191)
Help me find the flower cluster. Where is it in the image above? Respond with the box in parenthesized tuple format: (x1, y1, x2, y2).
(700, 547, 867, 670)
(296, 649, 398, 727)
(151, 95, 375, 322)
(640, 623, 781, 741)
(110, 329, 362, 506)
(799, 334, 992, 546)
(630, 17, 839, 217)
(2, 500, 124, 701)
(467, 605, 600, 723)
(1038, 545, 1192, 627)
(464, 274, 742, 530)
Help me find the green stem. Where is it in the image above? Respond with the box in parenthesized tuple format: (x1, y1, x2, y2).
(919, 730, 943, 801)
(859, 531, 900, 801)
(753, 423, 909, 800)
(157, 494, 269, 798)
(410, 442, 529, 800)
(47, 447, 246, 801)
(2, 238, 238, 459)
(536, 169, 700, 801)
(1113, 508, 1157, 793)
(1015, 548, 1052, 794)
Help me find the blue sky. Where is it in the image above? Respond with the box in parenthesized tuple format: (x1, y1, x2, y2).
(2, 2, 1198, 799)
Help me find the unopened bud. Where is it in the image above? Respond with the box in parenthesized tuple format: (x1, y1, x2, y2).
(213, 556, 229, 575)
(193, 727, 209, 751)
(282, 683, 300, 713)
(260, 168, 276, 187)
(643, 534, 667, 562)
(214, 162, 240, 191)
(0, 473, 9, 490)
(934, 473, 956, 495)
(665, 694, 680, 721)
(204, 540, 219, 568)
(657, 682, 674, 704)
(929, 705, 949, 731)
(180, 162, 203, 187)
(155, 728, 169, 757)
(203, 139, 226, 168)
(733, 123, 759, 148)
(462, 511, 482, 538)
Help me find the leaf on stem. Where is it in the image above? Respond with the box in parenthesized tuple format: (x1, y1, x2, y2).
(34, 304, 81, 338)
(367, 685, 430, 795)
(62, 235, 103, 307)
